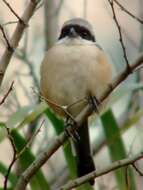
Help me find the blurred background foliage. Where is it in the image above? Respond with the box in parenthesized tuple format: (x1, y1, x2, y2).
(0, 0, 143, 189)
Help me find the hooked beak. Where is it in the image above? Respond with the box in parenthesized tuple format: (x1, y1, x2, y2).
(69, 27, 78, 38)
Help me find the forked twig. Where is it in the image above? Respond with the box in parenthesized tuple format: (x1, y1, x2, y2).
(2, 0, 26, 25)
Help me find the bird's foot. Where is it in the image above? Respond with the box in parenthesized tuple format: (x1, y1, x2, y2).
(87, 94, 101, 114)
(65, 118, 80, 142)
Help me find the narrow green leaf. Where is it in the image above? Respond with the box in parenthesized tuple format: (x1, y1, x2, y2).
(0, 122, 7, 141)
(101, 109, 136, 190)
(11, 130, 51, 190)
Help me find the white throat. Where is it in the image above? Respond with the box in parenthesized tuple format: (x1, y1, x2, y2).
(57, 36, 95, 46)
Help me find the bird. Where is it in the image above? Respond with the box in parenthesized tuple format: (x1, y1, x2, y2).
(40, 18, 112, 185)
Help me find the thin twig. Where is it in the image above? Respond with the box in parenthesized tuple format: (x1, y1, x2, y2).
(16, 119, 44, 159)
(132, 163, 143, 176)
(0, 24, 13, 51)
(0, 81, 14, 105)
(2, 21, 18, 26)
(108, 0, 130, 70)
(4, 127, 17, 190)
(83, 0, 87, 19)
(113, 0, 143, 24)
(2, 0, 26, 25)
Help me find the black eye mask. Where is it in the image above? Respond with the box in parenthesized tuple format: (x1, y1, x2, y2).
(58, 24, 95, 42)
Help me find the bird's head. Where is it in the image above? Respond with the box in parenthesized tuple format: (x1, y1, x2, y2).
(58, 18, 95, 43)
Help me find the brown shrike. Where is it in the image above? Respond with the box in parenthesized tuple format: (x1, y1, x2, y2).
(40, 18, 112, 185)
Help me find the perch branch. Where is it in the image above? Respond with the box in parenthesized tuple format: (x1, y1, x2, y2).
(61, 151, 143, 190)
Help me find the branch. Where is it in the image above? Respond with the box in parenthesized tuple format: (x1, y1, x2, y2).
(0, 0, 41, 87)
(108, 0, 130, 69)
(113, 0, 143, 24)
(15, 52, 143, 190)
(0, 81, 14, 105)
(61, 151, 143, 190)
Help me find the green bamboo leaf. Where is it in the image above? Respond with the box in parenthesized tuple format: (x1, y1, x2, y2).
(11, 130, 51, 190)
(101, 109, 136, 190)
(93, 108, 143, 156)
(0, 122, 7, 141)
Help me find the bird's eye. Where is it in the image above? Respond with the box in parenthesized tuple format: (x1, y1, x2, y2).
(80, 29, 89, 39)
(82, 31, 88, 36)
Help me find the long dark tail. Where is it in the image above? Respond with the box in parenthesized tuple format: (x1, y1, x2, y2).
(73, 119, 95, 185)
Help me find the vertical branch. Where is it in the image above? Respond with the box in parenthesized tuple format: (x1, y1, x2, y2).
(83, 0, 87, 19)
(44, 0, 59, 50)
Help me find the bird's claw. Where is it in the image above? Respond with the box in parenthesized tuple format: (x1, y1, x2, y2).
(87, 95, 101, 114)
(65, 119, 80, 142)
